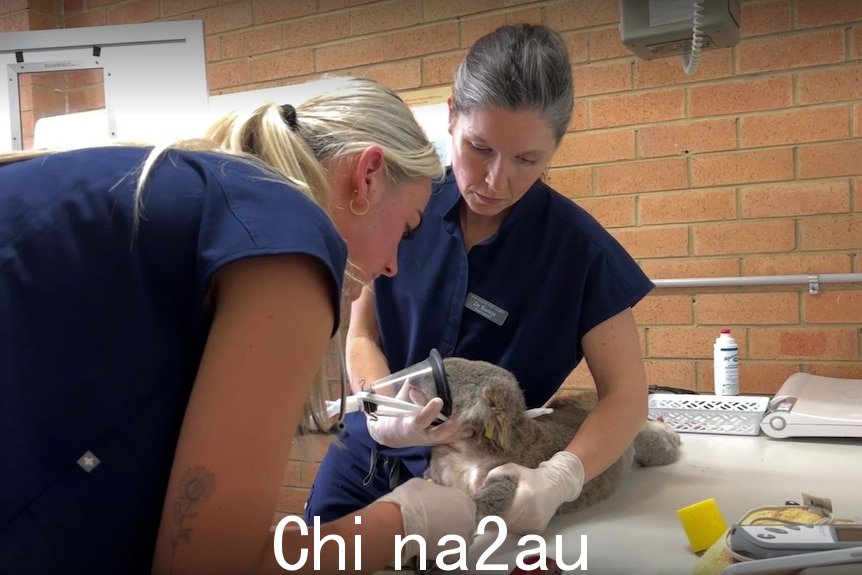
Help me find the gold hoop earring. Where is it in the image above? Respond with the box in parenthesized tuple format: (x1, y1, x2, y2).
(349, 194, 370, 216)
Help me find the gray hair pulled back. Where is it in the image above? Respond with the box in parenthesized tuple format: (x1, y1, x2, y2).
(452, 24, 574, 143)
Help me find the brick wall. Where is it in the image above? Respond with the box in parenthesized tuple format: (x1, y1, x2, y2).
(6, 0, 861, 517)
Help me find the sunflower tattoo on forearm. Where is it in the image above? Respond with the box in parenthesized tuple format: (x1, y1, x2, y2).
(169, 466, 216, 572)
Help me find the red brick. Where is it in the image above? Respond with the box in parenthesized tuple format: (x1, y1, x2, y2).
(743, 254, 852, 276)
(0, 0, 27, 13)
(316, 36, 384, 72)
(638, 118, 737, 158)
(640, 188, 737, 225)
(554, 129, 635, 166)
(855, 177, 862, 211)
(799, 214, 862, 250)
(796, 0, 862, 29)
(67, 68, 105, 87)
(855, 103, 862, 137)
(67, 84, 105, 112)
(594, 158, 687, 196)
(802, 362, 862, 379)
(854, 25, 862, 60)
(84, 0, 124, 7)
(353, 60, 421, 91)
(799, 65, 862, 104)
(750, 328, 858, 360)
(563, 362, 595, 389)
(563, 31, 589, 64)
(692, 148, 794, 187)
(276, 487, 309, 515)
(737, 30, 844, 74)
(221, 25, 283, 59)
(106, 0, 159, 25)
(690, 76, 792, 117)
(609, 226, 689, 258)
(460, 8, 543, 47)
(741, 180, 851, 218)
(734, 362, 802, 395)
(250, 48, 315, 82)
(351, 0, 421, 35)
(159, 0, 218, 18)
(545, 166, 591, 199)
(798, 141, 862, 179)
(741, 106, 849, 148)
(193, 2, 253, 36)
(27, 9, 57, 30)
(207, 58, 252, 90)
(289, 435, 332, 462)
(422, 51, 462, 86)
(570, 100, 589, 132)
(589, 26, 631, 61)
(805, 291, 862, 324)
(698, 293, 800, 325)
(421, 0, 504, 22)
(693, 220, 796, 255)
(633, 50, 732, 89)
(63, 0, 83, 12)
(0, 12, 26, 32)
(253, 0, 315, 25)
(205, 35, 221, 62)
(641, 258, 740, 281)
(648, 327, 744, 359)
(282, 460, 301, 486)
(634, 294, 693, 325)
(591, 89, 685, 129)
(384, 22, 458, 60)
(546, 0, 618, 30)
(575, 196, 636, 228)
(60, 10, 107, 28)
(300, 461, 320, 487)
(643, 360, 697, 391)
(282, 13, 350, 48)
(574, 60, 631, 97)
(739, 0, 791, 38)
(319, 0, 375, 10)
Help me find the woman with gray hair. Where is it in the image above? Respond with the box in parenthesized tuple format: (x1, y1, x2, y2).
(0, 77, 476, 574)
(309, 24, 654, 537)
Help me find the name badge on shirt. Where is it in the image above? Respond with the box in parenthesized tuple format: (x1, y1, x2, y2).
(465, 292, 509, 326)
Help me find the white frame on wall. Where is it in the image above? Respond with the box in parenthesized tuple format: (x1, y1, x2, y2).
(0, 20, 207, 151)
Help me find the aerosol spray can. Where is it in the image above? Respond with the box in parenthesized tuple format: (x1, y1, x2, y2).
(713, 328, 739, 396)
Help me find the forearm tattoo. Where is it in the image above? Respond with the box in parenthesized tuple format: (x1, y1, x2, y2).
(169, 466, 216, 572)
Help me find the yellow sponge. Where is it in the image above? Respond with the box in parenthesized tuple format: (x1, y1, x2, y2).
(677, 498, 728, 553)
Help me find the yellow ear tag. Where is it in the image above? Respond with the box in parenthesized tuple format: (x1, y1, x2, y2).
(483, 424, 495, 440)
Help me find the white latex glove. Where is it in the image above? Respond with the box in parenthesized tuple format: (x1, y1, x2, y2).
(378, 478, 478, 561)
(483, 450, 585, 535)
(366, 397, 472, 448)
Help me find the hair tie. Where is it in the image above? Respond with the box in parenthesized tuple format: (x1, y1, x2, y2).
(281, 104, 298, 130)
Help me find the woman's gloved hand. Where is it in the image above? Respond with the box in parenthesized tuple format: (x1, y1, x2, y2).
(366, 397, 472, 448)
(378, 478, 478, 561)
(483, 450, 585, 535)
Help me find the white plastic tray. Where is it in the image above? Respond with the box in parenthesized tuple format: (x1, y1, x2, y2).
(648, 393, 770, 436)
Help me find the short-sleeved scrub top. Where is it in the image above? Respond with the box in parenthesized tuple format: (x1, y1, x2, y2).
(0, 146, 347, 574)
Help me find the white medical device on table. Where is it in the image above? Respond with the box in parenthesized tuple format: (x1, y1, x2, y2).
(760, 373, 862, 439)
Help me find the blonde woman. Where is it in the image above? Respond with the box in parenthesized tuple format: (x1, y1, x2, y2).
(0, 78, 476, 574)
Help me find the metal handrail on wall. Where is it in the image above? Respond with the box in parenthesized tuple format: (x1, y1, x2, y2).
(652, 273, 862, 295)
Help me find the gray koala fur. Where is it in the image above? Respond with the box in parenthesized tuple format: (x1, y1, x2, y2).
(425, 357, 682, 519)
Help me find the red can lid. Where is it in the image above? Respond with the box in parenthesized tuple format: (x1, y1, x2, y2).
(720, 328, 731, 334)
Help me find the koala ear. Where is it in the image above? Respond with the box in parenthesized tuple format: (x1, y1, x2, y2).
(480, 385, 513, 452)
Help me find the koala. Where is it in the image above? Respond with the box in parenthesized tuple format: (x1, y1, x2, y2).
(425, 357, 682, 519)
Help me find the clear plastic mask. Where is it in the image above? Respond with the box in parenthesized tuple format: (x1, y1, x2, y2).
(359, 348, 452, 419)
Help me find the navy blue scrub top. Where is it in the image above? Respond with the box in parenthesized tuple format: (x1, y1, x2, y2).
(0, 147, 346, 574)
(377, 167, 654, 409)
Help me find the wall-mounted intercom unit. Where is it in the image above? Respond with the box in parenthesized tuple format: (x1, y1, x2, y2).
(620, 0, 740, 74)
